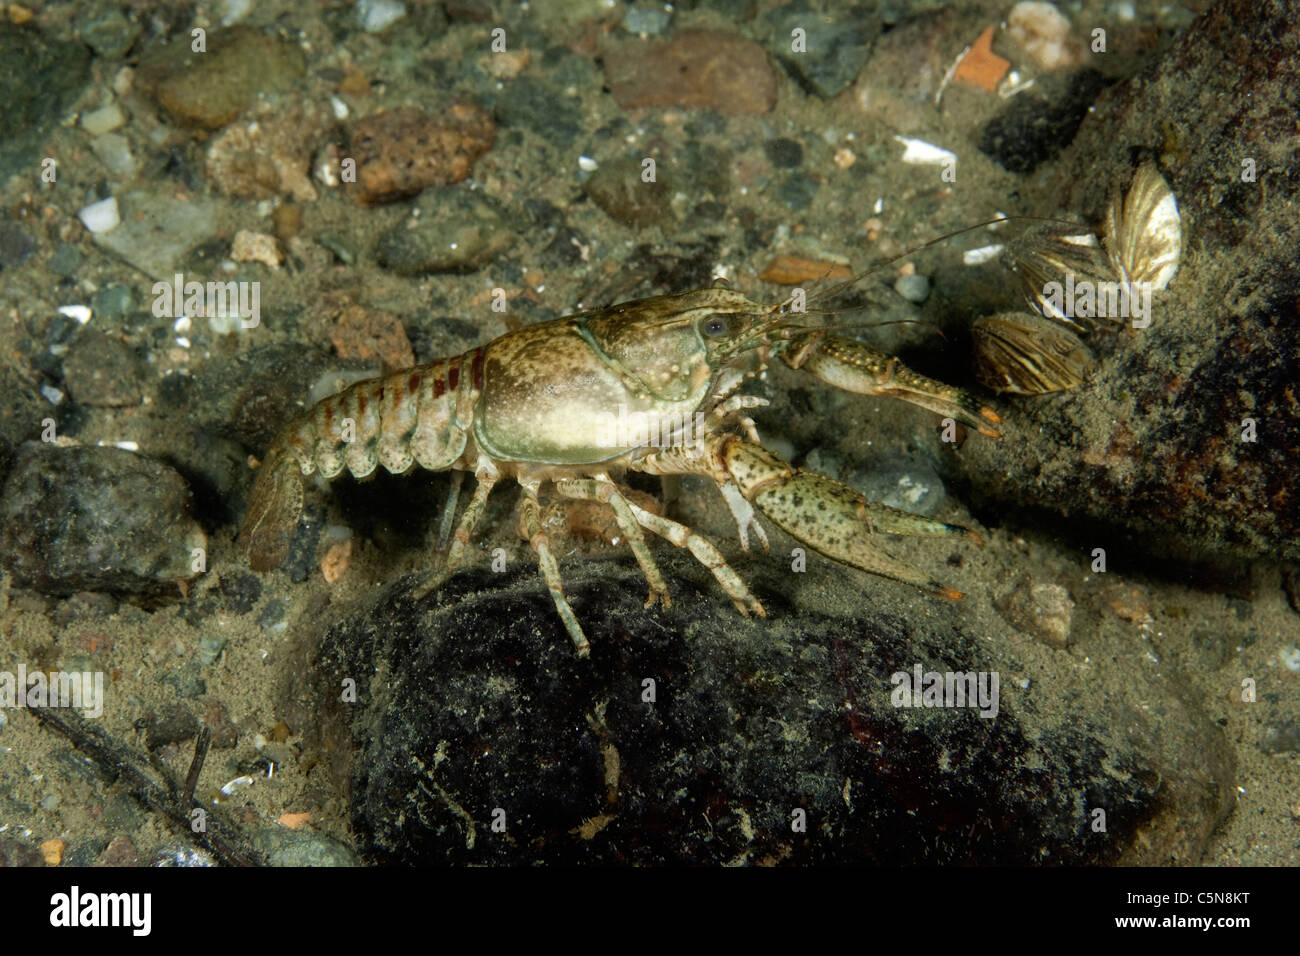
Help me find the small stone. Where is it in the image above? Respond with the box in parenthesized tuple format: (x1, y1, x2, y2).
(81, 104, 126, 135)
(251, 828, 361, 866)
(98, 835, 140, 866)
(231, 230, 281, 268)
(583, 160, 673, 229)
(1102, 583, 1153, 623)
(483, 49, 530, 80)
(356, 0, 407, 33)
(621, 2, 672, 36)
(894, 273, 930, 303)
(90, 284, 136, 320)
(375, 186, 515, 274)
(765, 1, 880, 98)
(0, 23, 91, 183)
(206, 103, 332, 202)
(996, 580, 1075, 649)
(77, 196, 120, 234)
(90, 132, 138, 178)
(977, 69, 1108, 174)
(137, 27, 306, 130)
(764, 138, 803, 168)
(146, 704, 200, 750)
(1008, 2, 1085, 71)
(79, 10, 141, 59)
(63, 331, 143, 406)
(91, 190, 218, 280)
(0, 839, 44, 867)
(39, 838, 64, 866)
(348, 105, 494, 205)
(0, 222, 35, 268)
(198, 635, 228, 666)
(605, 29, 778, 115)
(328, 301, 415, 370)
(204, 700, 239, 749)
(0, 445, 207, 595)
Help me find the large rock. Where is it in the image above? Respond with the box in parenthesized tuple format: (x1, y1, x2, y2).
(0, 445, 207, 596)
(961, 0, 1300, 562)
(314, 557, 1234, 865)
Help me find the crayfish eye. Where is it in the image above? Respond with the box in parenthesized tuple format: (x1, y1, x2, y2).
(703, 314, 737, 337)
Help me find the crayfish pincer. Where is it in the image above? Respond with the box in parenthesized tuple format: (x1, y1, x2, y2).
(239, 286, 1001, 656)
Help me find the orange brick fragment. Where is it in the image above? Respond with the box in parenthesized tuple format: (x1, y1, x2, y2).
(952, 26, 1010, 93)
(758, 255, 852, 285)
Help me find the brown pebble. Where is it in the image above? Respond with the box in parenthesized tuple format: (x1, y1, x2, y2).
(758, 255, 852, 285)
(99, 834, 139, 867)
(272, 203, 302, 240)
(605, 30, 778, 115)
(40, 838, 64, 866)
(348, 105, 494, 205)
(321, 539, 353, 583)
(996, 579, 1075, 649)
(330, 305, 414, 370)
(338, 69, 370, 98)
(270, 720, 292, 743)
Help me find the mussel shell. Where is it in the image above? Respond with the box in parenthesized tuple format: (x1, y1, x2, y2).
(1001, 225, 1118, 334)
(972, 312, 1095, 395)
(1104, 160, 1182, 291)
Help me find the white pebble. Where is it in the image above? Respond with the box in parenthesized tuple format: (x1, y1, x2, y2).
(77, 196, 120, 234)
(356, 0, 407, 33)
(893, 136, 957, 166)
(80, 104, 126, 135)
(331, 95, 349, 120)
(578, 155, 598, 172)
(58, 304, 93, 324)
(173, 316, 192, 333)
(962, 244, 1005, 265)
(40, 384, 64, 405)
(221, 0, 252, 25)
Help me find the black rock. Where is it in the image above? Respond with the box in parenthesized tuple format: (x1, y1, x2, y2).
(978, 70, 1109, 174)
(319, 557, 1233, 865)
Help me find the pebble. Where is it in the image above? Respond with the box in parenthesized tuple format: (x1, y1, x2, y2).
(250, 828, 361, 867)
(90, 132, 138, 178)
(621, 2, 672, 36)
(764, 137, 804, 168)
(375, 186, 515, 274)
(39, 838, 64, 866)
(996, 580, 1075, 649)
(894, 273, 930, 303)
(62, 331, 143, 406)
(977, 69, 1108, 173)
(348, 105, 494, 205)
(79, 10, 141, 59)
(197, 635, 228, 666)
(1008, 2, 1084, 71)
(80, 104, 126, 135)
(605, 29, 778, 115)
(231, 230, 282, 268)
(0, 222, 35, 268)
(145, 704, 200, 750)
(0, 445, 207, 596)
(356, 0, 407, 33)
(849, 460, 947, 517)
(91, 190, 218, 280)
(326, 298, 415, 369)
(0, 23, 91, 183)
(206, 103, 332, 202)
(77, 196, 120, 234)
(583, 160, 673, 229)
(137, 26, 306, 130)
(758, 255, 850, 285)
(765, 0, 880, 98)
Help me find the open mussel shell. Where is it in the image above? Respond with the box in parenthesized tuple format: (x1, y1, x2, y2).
(973, 312, 1095, 395)
(1001, 224, 1118, 335)
(1104, 160, 1182, 291)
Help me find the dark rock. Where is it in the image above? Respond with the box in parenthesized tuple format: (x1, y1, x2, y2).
(963, 0, 1300, 562)
(0, 24, 91, 184)
(0, 364, 48, 473)
(604, 29, 778, 115)
(977, 70, 1109, 174)
(145, 704, 199, 750)
(0, 838, 44, 867)
(766, 0, 881, 98)
(250, 829, 360, 866)
(78, 9, 142, 59)
(584, 160, 674, 229)
(62, 331, 144, 407)
(0, 222, 36, 268)
(0, 444, 206, 596)
(319, 558, 1233, 865)
(136, 26, 305, 130)
(375, 187, 516, 275)
(764, 137, 804, 169)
